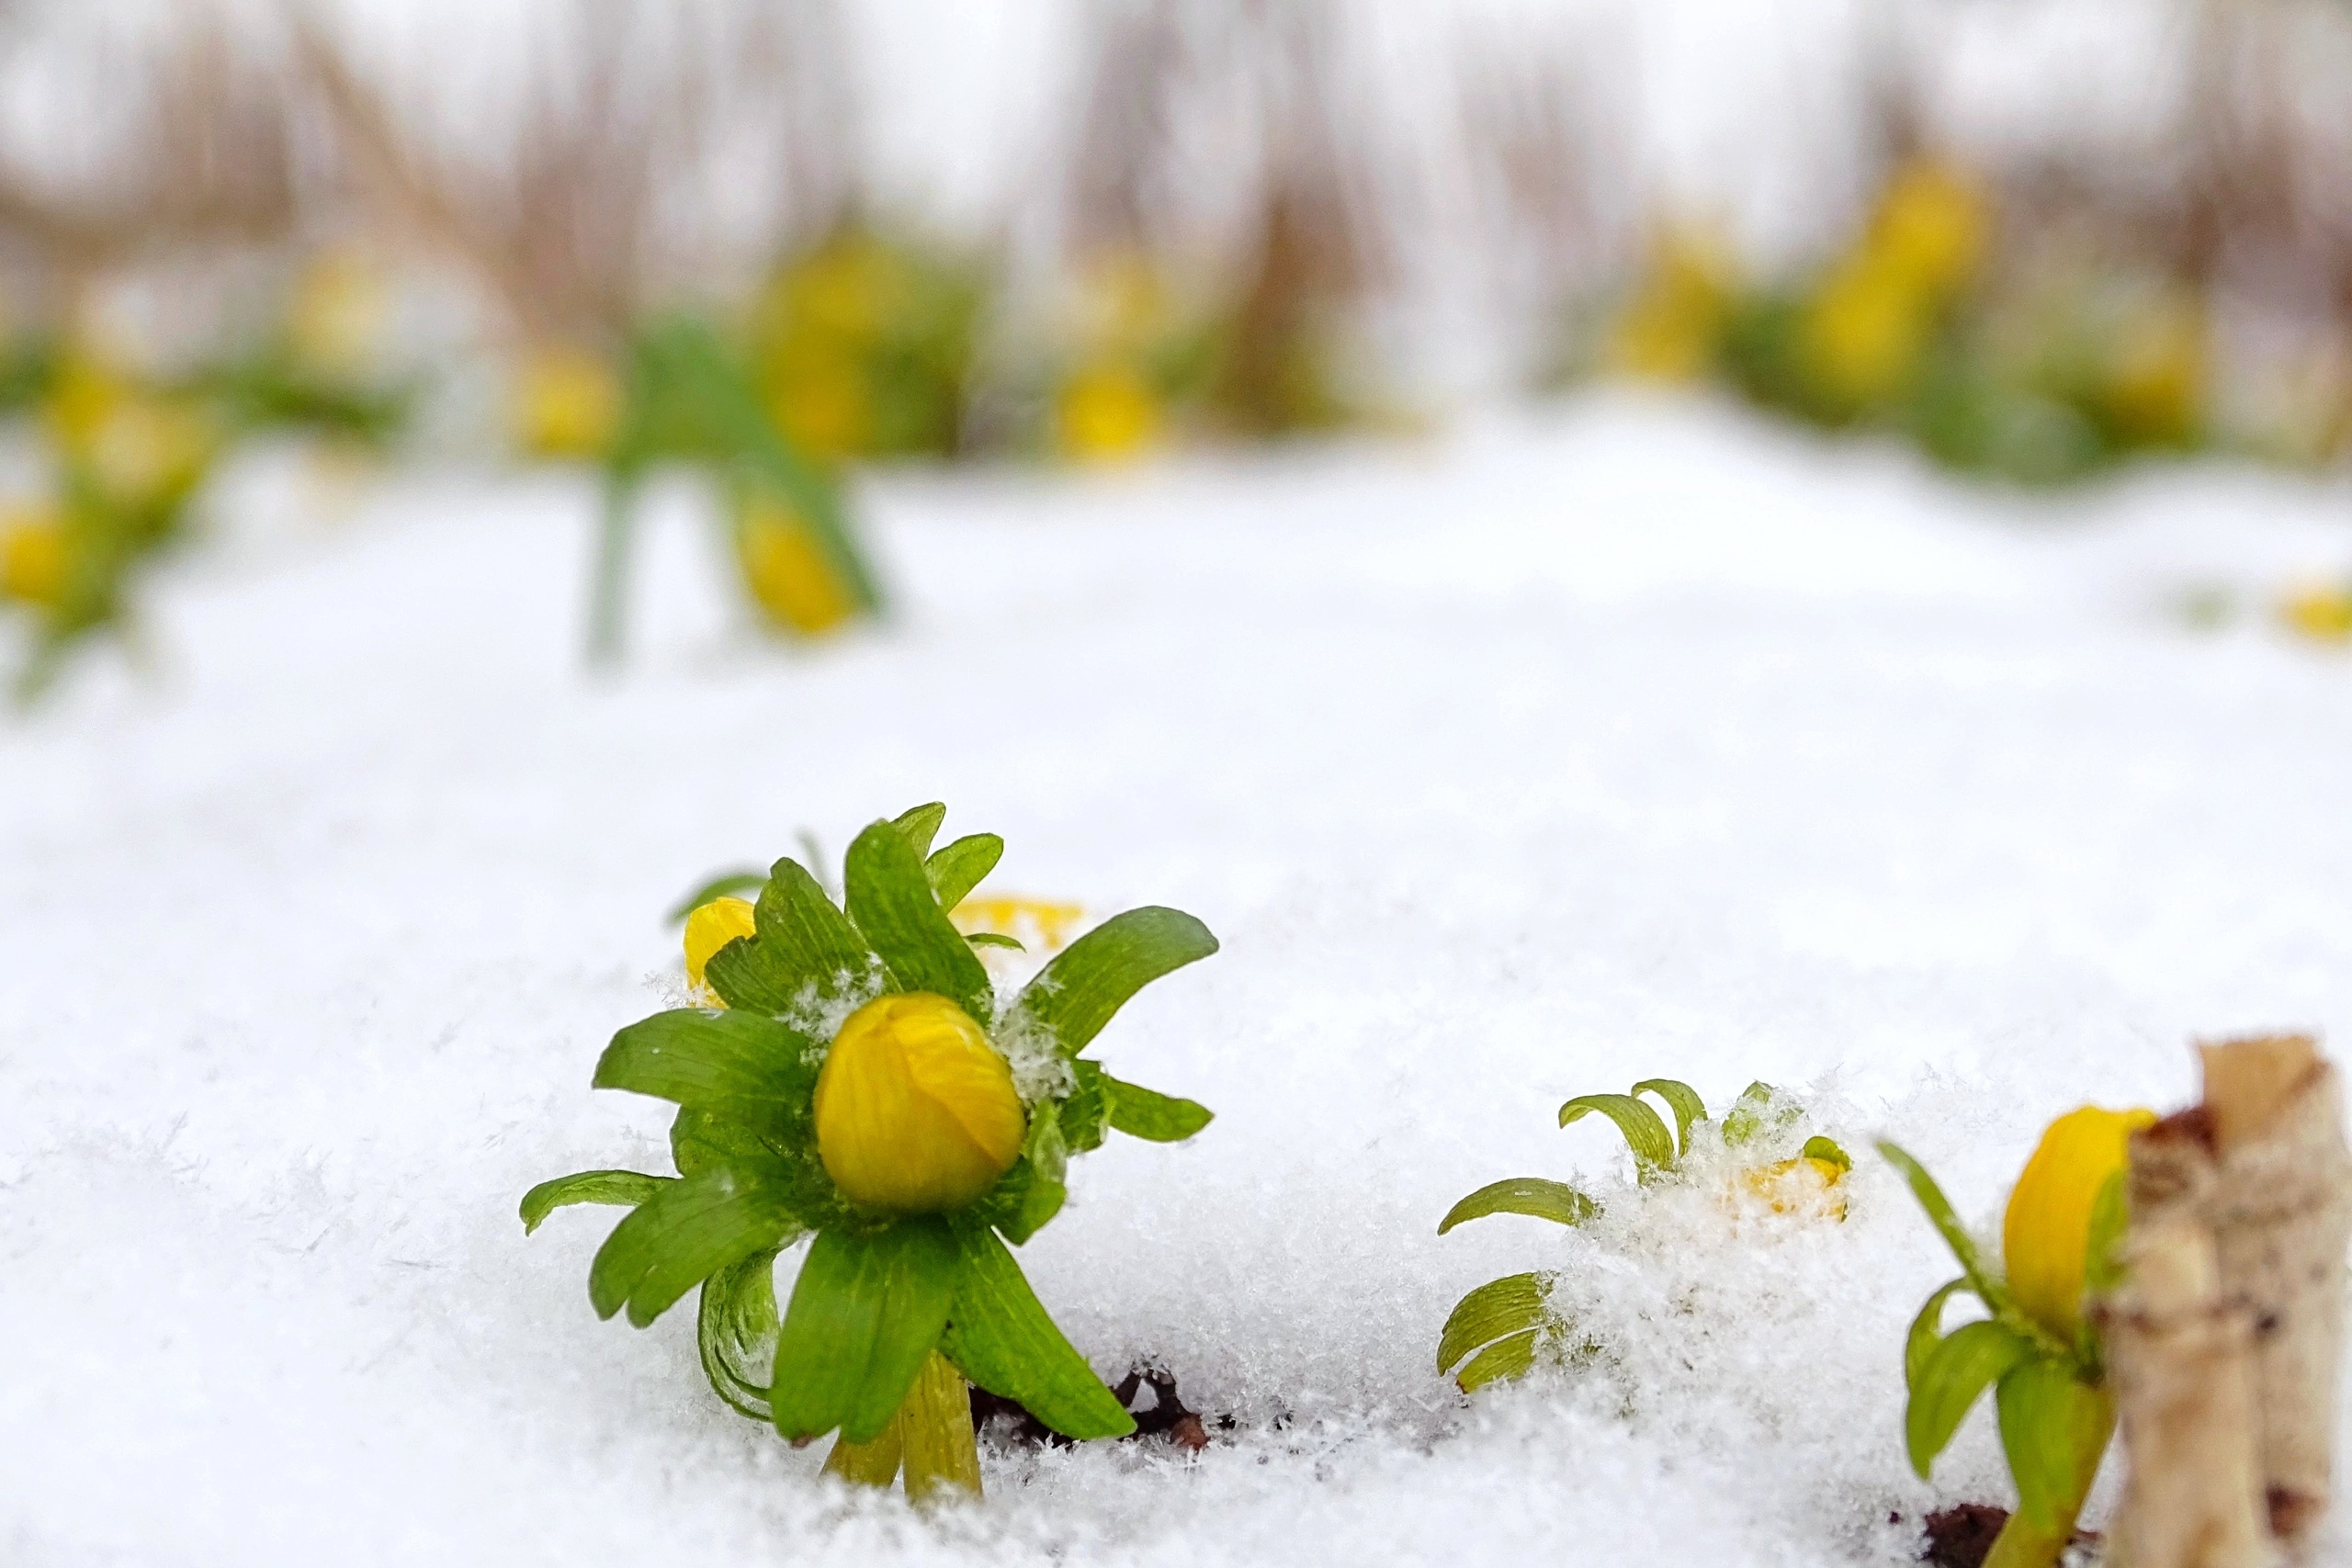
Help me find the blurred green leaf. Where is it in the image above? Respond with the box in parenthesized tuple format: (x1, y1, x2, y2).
(941, 1224, 1133, 1439)
(1438, 1272, 1547, 1375)
(1880, 1141, 2012, 1315)
(771, 1219, 959, 1444)
(844, 820, 993, 1022)
(966, 931, 1025, 951)
(1801, 1134, 1853, 1172)
(1905, 1278, 1973, 1394)
(1906, 1319, 2032, 1478)
(519, 1169, 671, 1235)
(1437, 1177, 1598, 1235)
(1006, 906, 1216, 1057)
(2081, 1168, 2130, 1303)
(1721, 1081, 1796, 1147)
(1996, 1356, 2103, 1530)
(1101, 1074, 1214, 1143)
(1559, 1094, 1677, 1178)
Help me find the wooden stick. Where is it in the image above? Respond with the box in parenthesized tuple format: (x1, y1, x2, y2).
(2120, 1035, 2352, 1559)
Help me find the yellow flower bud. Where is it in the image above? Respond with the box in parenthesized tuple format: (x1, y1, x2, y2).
(514, 346, 623, 460)
(683, 897, 758, 1003)
(813, 993, 1025, 1213)
(1736, 1154, 1849, 1219)
(1867, 160, 1987, 301)
(1606, 228, 1739, 385)
(0, 509, 70, 608)
(737, 497, 854, 637)
(2002, 1105, 2156, 1339)
(1057, 363, 1164, 464)
(2281, 583, 2352, 645)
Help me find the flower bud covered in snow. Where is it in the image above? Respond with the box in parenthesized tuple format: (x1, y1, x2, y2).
(2003, 1104, 2156, 1340)
(814, 993, 1025, 1213)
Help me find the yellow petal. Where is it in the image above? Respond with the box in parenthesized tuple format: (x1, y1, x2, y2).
(2003, 1105, 2156, 1339)
(1734, 1155, 1849, 1220)
(813, 994, 1025, 1213)
(683, 897, 757, 1003)
(736, 498, 855, 637)
(0, 510, 70, 608)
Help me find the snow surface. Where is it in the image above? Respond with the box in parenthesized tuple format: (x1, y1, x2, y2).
(6, 396, 2352, 1565)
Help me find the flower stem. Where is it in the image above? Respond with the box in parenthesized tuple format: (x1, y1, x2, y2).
(899, 1351, 983, 1502)
(820, 1417, 903, 1489)
(1984, 1394, 2115, 1568)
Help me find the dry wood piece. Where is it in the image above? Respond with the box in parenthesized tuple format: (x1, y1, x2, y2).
(2098, 1216, 2268, 1568)
(2115, 1034, 2352, 1562)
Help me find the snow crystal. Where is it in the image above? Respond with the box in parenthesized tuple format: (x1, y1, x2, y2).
(6, 400, 2352, 1565)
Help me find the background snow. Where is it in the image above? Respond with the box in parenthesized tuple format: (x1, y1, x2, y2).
(6, 399, 2352, 1563)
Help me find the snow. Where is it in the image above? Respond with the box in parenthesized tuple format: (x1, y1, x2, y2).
(6, 395, 2352, 1565)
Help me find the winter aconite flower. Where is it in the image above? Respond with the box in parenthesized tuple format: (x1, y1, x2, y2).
(1439, 1078, 1849, 1393)
(2280, 582, 2352, 645)
(1884, 1101, 2154, 1568)
(735, 495, 856, 637)
(813, 994, 1025, 1212)
(523, 804, 1217, 1502)
(2003, 1106, 2156, 1340)
(514, 345, 624, 461)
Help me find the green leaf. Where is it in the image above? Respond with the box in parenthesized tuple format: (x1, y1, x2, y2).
(967, 931, 1024, 951)
(587, 1167, 801, 1327)
(1003, 1112, 1069, 1243)
(772, 1221, 959, 1443)
(1437, 1177, 1598, 1235)
(1905, 1319, 2033, 1478)
(665, 870, 769, 926)
(844, 820, 993, 1022)
(1455, 1328, 1540, 1392)
(2081, 1168, 2130, 1302)
(926, 833, 1003, 910)
(1437, 1272, 1548, 1374)
(1877, 1141, 2009, 1314)
(1996, 1356, 2106, 1531)
(892, 803, 949, 860)
(1905, 1278, 1973, 1393)
(696, 1247, 783, 1421)
(939, 1224, 1134, 1439)
(1558, 1094, 1677, 1178)
(1059, 1060, 1111, 1155)
(1005, 906, 1217, 1057)
(703, 856, 879, 1014)
(594, 1009, 820, 1150)
(670, 1107, 780, 1179)
(1631, 1079, 1709, 1159)
(1101, 1074, 1215, 1143)
(519, 1170, 671, 1235)
(1722, 1081, 1796, 1147)
(1801, 1134, 1853, 1172)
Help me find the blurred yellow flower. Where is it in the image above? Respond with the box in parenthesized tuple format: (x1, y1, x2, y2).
(767, 352, 873, 462)
(44, 354, 124, 453)
(1802, 254, 1934, 410)
(514, 346, 623, 461)
(952, 896, 1084, 953)
(2102, 303, 2205, 447)
(2280, 583, 2352, 644)
(1606, 228, 1738, 384)
(289, 251, 386, 378)
(1868, 160, 1988, 301)
(683, 897, 758, 1002)
(813, 993, 1026, 1213)
(85, 400, 215, 513)
(737, 496, 854, 637)
(0, 506, 69, 607)
(2002, 1105, 2155, 1340)
(1057, 362, 1164, 463)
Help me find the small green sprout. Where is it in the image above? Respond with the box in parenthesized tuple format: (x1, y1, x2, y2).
(1883, 1106, 2151, 1568)
(1437, 1077, 1850, 1393)
(523, 803, 1217, 1502)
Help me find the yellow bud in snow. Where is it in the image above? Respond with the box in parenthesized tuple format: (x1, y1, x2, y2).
(2002, 1105, 2155, 1340)
(1736, 1154, 1849, 1219)
(683, 897, 758, 1002)
(814, 993, 1025, 1213)
(2281, 584, 2352, 645)
(737, 498, 854, 637)
(514, 347, 622, 460)
(0, 509, 70, 607)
